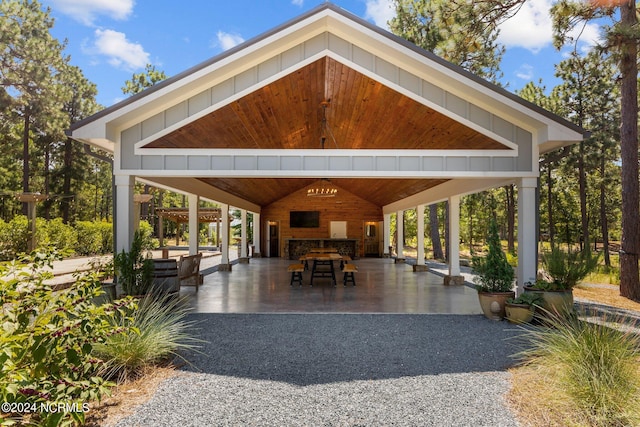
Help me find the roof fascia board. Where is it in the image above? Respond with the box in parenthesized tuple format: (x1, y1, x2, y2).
(70, 3, 584, 150)
(132, 52, 329, 152)
(132, 48, 518, 153)
(125, 169, 536, 180)
(322, 9, 587, 144)
(134, 148, 518, 158)
(321, 52, 521, 151)
(69, 11, 335, 139)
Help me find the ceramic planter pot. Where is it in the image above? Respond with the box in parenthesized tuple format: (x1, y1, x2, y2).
(478, 291, 515, 321)
(524, 286, 574, 317)
(505, 302, 535, 324)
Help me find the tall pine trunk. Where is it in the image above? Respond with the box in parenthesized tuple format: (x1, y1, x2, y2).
(430, 204, 444, 259)
(21, 111, 30, 216)
(619, 1, 640, 301)
(43, 141, 50, 220)
(547, 164, 555, 248)
(505, 185, 515, 253)
(444, 201, 449, 261)
(578, 141, 589, 250)
(600, 156, 611, 267)
(61, 138, 74, 223)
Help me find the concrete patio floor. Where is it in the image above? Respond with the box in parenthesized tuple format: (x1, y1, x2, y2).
(179, 257, 484, 315)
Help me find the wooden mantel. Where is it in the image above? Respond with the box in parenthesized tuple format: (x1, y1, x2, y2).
(285, 238, 359, 260)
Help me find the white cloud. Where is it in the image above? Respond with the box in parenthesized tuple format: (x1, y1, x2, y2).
(498, 0, 602, 53)
(48, 0, 134, 26)
(497, 0, 554, 53)
(92, 29, 149, 71)
(291, 0, 304, 6)
(515, 64, 534, 80)
(216, 31, 245, 50)
(570, 22, 602, 50)
(365, 0, 394, 30)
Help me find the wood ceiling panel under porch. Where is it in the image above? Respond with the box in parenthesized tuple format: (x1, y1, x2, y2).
(143, 58, 509, 152)
(196, 177, 449, 209)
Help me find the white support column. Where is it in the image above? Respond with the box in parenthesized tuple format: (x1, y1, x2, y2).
(188, 194, 199, 256)
(517, 178, 538, 294)
(253, 213, 262, 257)
(219, 203, 232, 271)
(115, 175, 135, 253)
(239, 209, 249, 263)
(444, 195, 464, 285)
(414, 204, 427, 271)
(383, 213, 391, 258)
(396, 210, 405, 263)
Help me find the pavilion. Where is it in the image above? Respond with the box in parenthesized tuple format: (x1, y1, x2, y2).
(68, 3, 585, 293)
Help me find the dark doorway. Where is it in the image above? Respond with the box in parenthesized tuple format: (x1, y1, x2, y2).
(364, 221, 380, 257)
(269, 223, 279, 257)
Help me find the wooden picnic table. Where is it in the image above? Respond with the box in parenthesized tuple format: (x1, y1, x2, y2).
(301, 253, 346, 287)
(309, 247, 338, 254)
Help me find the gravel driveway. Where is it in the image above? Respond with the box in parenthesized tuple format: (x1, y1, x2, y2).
(116, 314, 523, 426)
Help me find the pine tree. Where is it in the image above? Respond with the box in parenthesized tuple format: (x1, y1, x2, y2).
(472, 218, 514, 292)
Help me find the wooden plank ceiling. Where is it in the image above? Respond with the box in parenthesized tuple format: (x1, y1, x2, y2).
(145, 57, 509, 208)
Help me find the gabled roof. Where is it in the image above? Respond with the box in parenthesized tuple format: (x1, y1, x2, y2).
(69, 3, 585, 210)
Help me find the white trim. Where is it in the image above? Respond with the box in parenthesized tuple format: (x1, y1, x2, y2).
(188, 194, 199, 255)
(448, 195, 461, 277)
(416, 204, 425, 266)
(325, 52, 520, 151)
(70, 7, 583, 153)
(128, 169, 536, 179)
(134, 148, 517, 157)
(131, 52, 328, 151)
(132, 50, 519, 153)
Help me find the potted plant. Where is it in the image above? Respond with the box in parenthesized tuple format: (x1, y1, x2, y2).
(114, 231, 154, 297)
(505, 292, 543, 324)
(524, 247, 599, 317)
(472, 219, 515, 321)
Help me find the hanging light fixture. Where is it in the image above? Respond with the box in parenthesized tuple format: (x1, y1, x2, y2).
(307, 100, 338, 197)
(307, 178, 338, 197)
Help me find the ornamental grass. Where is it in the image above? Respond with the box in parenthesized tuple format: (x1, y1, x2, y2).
(510, 311, 640, 427)
(94, 295, 201, 383)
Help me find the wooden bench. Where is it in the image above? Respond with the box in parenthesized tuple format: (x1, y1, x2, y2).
(339, 255, 351, 269)
(178, 253, 203, 292)
(342, 264, 358, 286)
(288, 263, 305, 286)
(299, 256, 310, 271)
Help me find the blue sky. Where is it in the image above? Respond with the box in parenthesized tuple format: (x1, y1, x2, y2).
(41, 0, 602, 108)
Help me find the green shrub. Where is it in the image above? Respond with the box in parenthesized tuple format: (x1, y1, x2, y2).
(114, 230, 154, 296)
(0, 215, 30, 260)
(512, 313, 640, 426)
(75, 221, 104, 255)
(540, 247, 600, 289)
(138, 220, 159, 250)
(0, 218, 114, 260)
(472, 219, 514, 292)
(41, 217, 77, 255)
(0, 250, 136, 427)
(94, 295, 200, 382)
(96, 221, 114, 254)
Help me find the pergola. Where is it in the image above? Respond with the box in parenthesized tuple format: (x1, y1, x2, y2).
(155, 207, 226, 247)
(69, 3, 585, 291)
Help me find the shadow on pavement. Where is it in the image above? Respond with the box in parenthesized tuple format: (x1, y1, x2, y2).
(179, 313, 523, 386)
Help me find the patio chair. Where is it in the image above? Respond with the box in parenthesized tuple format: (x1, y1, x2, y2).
(178, 253, 203, 292)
